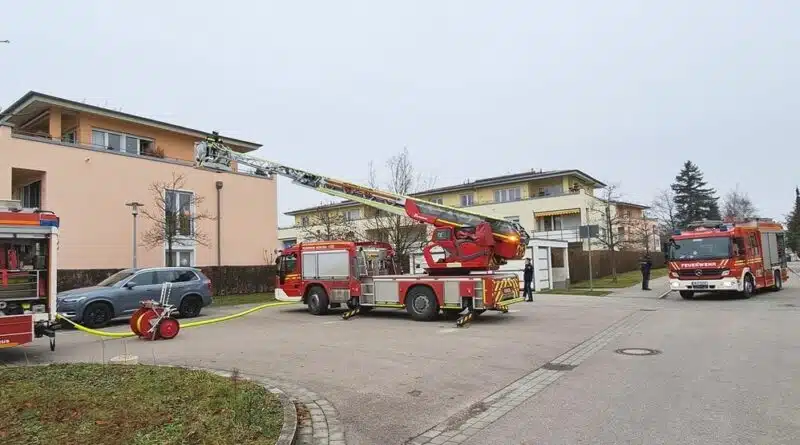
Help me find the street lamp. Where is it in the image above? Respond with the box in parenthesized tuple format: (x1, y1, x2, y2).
(125, 202, 143, 268)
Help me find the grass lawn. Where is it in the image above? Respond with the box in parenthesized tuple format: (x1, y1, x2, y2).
(212, 292, 276, 307)
(0, 363, 283, 445)
(537, 289, 612, 296)
(569, 267, 669, 289)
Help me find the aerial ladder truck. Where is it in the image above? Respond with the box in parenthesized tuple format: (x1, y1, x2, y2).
(194, 139, 530, 325)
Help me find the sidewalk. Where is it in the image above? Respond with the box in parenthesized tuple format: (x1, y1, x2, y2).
(606, 275, 670, 298)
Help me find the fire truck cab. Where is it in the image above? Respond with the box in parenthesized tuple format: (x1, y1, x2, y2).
(275, 240, 521, 321)
(666, 219, 789, 299)
(0, 200, 60, 350)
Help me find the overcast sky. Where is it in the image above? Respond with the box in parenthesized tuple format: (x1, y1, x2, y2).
(2, 1, 798, 226)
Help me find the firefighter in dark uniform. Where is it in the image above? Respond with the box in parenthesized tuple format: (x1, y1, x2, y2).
(523, 258, 534, 301)
(640, 254, 653, 290)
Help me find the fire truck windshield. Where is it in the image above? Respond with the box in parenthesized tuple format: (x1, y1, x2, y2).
(671, 237, 731, 260)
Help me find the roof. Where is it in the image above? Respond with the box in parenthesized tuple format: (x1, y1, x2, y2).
(286, 169, 608, 215)
(610, 200, 650, 210)
(0, 91, 261, 152)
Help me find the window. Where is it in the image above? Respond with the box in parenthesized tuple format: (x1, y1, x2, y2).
(166, 189, 194, 237)
(19, 181, 41, 208)
(429, 197, 443, 204)
(344, 209, 361, 220)
(538, 215, 562, 231)
(460, 194, 475, 207)
(165, 249, 194, 267)
(128, 271, 158, 286)
(536, 184, 563, 197)
(62, 129, 77, 143)
(493, 187, 521, 203)
(748, 234, 759, 256)
(504, 216, 520, 223)
(91, 129, 153, 155)
(300, 216, 309, 226)
(158, 269, 199, 283)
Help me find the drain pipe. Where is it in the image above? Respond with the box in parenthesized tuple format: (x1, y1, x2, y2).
(216, 181, 223, 266)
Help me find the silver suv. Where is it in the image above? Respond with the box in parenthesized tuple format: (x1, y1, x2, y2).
(56, 267, 213, 328)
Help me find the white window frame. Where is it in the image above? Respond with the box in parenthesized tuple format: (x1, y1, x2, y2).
(344, 209, 361, 221)
(164, 247, 196, 267)
(459, 193, 475, 207)
(61, 128, 77, 144)
(430, 197, 443, 204)
(165, 188, 196, 241)
(91, 128, 154, 156)
(18, 180, 42, 209)
(538, 215, 562, 231)
(300, 216, 310, 226)
(493, 187, 521, 203)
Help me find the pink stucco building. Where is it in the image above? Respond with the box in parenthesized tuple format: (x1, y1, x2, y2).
(0, 91, 278, 270)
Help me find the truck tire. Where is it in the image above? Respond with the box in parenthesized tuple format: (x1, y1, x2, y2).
(405, 286, 439, 321)
(679, 291, 694, 300)
(772, 271, 783, 291)
(741, 275, 755, 299)
(306, 286, 330, 315)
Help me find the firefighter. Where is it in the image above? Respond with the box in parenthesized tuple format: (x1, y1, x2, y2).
(523, 258, 534, 301)
(640, 254, 653, 291)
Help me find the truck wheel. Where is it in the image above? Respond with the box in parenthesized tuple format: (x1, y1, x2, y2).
(405, 286, 439, 321)
(772, 271, 783, 291)
(306, 286, 330, 315)
(742, 275, 755, 299)
(679, 291, 694, 300)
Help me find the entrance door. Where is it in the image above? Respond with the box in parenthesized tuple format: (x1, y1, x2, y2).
(535, 247, 551, 290)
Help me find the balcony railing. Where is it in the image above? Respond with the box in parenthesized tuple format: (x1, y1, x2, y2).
(532, 227, 581, 242)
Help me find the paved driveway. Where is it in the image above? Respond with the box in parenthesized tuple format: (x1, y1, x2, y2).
(3, 275, 799, 444)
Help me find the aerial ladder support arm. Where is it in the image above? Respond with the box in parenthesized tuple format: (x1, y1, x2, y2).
(194, 139, 530, 261)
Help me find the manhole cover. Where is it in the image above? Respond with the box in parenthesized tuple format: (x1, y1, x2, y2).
(614, 348, 661, 356)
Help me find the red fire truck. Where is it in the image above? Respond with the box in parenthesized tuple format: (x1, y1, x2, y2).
(0, 200, 60, 350)
(666, 218, 789, 299)
(195, 140, 526, 325)
(274, 241, 520, 323)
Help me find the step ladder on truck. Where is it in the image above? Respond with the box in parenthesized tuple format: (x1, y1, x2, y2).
(0, 199, 60, 350)
(194, 138, 528, 326)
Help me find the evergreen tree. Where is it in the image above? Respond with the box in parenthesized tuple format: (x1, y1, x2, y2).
(786, 187, 800, 253)
(670, 160, 721, 227)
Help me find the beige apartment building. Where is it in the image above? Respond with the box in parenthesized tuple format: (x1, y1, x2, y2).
(0, 91, 278, 270)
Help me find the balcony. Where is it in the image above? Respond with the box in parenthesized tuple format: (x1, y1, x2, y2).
(533, 227, 581, 242)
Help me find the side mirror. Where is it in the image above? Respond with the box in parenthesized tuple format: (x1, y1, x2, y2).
(124, 282, 136, 289)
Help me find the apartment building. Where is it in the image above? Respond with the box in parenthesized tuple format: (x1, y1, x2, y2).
(277, 169, 659, 252)
(0, 91, 278, 270)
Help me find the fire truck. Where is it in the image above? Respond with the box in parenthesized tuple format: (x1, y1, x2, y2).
(194, 141, 526, 325)
(0, 200, 60, 350)
(665, 218, 789, 299)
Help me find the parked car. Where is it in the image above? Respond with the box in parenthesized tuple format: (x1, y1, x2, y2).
(56, 267, 213, 328)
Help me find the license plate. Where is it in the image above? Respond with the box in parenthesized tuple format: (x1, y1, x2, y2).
(691, 281, 709, 289)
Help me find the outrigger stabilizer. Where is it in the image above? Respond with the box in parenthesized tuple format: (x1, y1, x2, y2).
(129, 283, 181, 340)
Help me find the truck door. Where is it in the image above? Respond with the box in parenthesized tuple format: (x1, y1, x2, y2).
(279, 253, 302, 298)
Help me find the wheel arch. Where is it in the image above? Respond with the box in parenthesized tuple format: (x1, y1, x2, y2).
(403, 283, 437, 307)
(302, 282, 329, 304)
(84, 298, 117, 318)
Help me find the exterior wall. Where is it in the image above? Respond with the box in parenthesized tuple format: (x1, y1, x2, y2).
(0, 125, 278, 269)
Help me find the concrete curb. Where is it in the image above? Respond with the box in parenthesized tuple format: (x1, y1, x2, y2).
(273, 389, 298, 445)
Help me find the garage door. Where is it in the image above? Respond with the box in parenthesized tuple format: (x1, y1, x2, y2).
(535, 247, 550, 290)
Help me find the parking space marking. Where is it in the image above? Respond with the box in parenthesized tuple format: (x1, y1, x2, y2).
(407, 309, 651, 445)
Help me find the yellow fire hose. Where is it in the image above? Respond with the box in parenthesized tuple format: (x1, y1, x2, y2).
(55, 301, 298, 339)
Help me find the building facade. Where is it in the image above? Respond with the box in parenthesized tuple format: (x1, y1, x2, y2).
(277, 169, 659, 253)
(0, 91, 278, 270)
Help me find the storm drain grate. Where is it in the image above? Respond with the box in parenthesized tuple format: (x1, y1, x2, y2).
(542, 362, 577, 371)
(614, 348, 661, 356)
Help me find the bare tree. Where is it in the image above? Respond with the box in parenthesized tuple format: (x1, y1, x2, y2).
(722, 184, 758, 220)
(140, 172, 214, 266)
(363, 148, 436, 270)
(298, 200, 363, 242)
(624, 212, 659, 254)
(588, 184, 629, 282)
(651, 188, 679, 237)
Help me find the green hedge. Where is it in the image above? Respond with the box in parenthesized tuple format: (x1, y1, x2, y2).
(57, 266, 277, 296)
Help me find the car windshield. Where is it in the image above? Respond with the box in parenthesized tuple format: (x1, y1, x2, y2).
(97, 270, 136, 286)
(671, 237, 731, 260)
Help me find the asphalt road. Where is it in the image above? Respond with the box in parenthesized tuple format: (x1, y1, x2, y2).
(3, 272, 799, 445)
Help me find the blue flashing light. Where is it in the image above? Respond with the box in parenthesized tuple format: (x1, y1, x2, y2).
(40, 218, 59, 228)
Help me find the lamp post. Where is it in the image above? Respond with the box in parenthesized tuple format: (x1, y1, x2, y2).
(125, 202, 143, 268)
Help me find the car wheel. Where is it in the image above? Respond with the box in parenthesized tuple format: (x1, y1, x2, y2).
(82, 302, 113, 328)
(179, 295, 203, 318)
